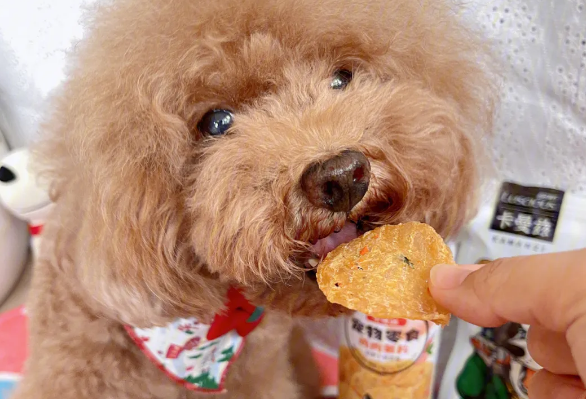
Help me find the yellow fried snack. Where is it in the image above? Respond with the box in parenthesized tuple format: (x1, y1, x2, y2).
(316, 222, 452, 325)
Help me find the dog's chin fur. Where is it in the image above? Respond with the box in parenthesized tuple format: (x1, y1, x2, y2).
(15, 0, 496, 397)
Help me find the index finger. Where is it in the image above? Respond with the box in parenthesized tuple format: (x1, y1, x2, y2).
(429, 249, 586, 331)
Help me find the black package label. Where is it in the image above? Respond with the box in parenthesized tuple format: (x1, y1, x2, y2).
(490, 182, 565, 243)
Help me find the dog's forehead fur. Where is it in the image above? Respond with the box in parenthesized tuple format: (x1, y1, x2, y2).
(70, 0, 487, 119)
(35, 0, 495, 325)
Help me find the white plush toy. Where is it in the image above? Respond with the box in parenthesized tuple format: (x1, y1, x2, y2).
(0, 138, 29, 304)
(0, 148, 53, 258)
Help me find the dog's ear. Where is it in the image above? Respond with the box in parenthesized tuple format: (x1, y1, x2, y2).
(415, 23, 498, 240)
(37, 132, 227, 327)
(83, 167, 227, 326)
(28, 0, 232, 327)
(34, 68, 228, 328)
(387, 2, 499, 240)
(429, 80, 497, 240)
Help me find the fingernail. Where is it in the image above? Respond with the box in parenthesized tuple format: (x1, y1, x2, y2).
(430, 264, 483, 289)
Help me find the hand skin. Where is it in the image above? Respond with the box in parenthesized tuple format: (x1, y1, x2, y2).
(429, 250, 586, 399)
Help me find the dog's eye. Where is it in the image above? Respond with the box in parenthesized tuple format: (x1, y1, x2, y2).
(198, 109, 234, 136)
(331, 69, 353, 90)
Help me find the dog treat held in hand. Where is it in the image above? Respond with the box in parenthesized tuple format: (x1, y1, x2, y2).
(316, 222, 452, 325)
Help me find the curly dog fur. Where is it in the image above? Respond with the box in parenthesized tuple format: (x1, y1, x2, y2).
(12, 0, 495, 397)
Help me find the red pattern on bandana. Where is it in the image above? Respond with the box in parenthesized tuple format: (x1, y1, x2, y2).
(206, 287, 263, 341)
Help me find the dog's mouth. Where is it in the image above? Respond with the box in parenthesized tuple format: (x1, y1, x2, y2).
(300, 219, 373, 281)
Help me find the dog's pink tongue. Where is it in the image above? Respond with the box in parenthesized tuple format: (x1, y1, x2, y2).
(310, 222, 359, 258)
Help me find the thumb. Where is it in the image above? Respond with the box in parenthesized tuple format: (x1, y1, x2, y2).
(429, 251, 586, 329)
(429, 251, 586, 385)
(429, 263, 503, 326)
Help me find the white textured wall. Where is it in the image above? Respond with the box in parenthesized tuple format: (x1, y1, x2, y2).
(0, 0, 87, 148)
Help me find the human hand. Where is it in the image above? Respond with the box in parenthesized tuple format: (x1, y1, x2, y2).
(429, 249, 586, 399)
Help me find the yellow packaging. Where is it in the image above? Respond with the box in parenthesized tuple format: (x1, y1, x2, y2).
(339, 312, 441, 399)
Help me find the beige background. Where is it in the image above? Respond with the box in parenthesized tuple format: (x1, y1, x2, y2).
(0, 256, 32, 313)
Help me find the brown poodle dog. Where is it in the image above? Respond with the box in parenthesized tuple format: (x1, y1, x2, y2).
(12, 0, 494, 398)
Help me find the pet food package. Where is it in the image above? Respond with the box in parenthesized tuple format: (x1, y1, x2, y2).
(438, 181, 586, 399)
(338, 312, 443, 399)
(335, 241, 458, 399)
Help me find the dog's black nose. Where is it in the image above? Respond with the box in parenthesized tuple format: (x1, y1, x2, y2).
(301, 150, 370, 213)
